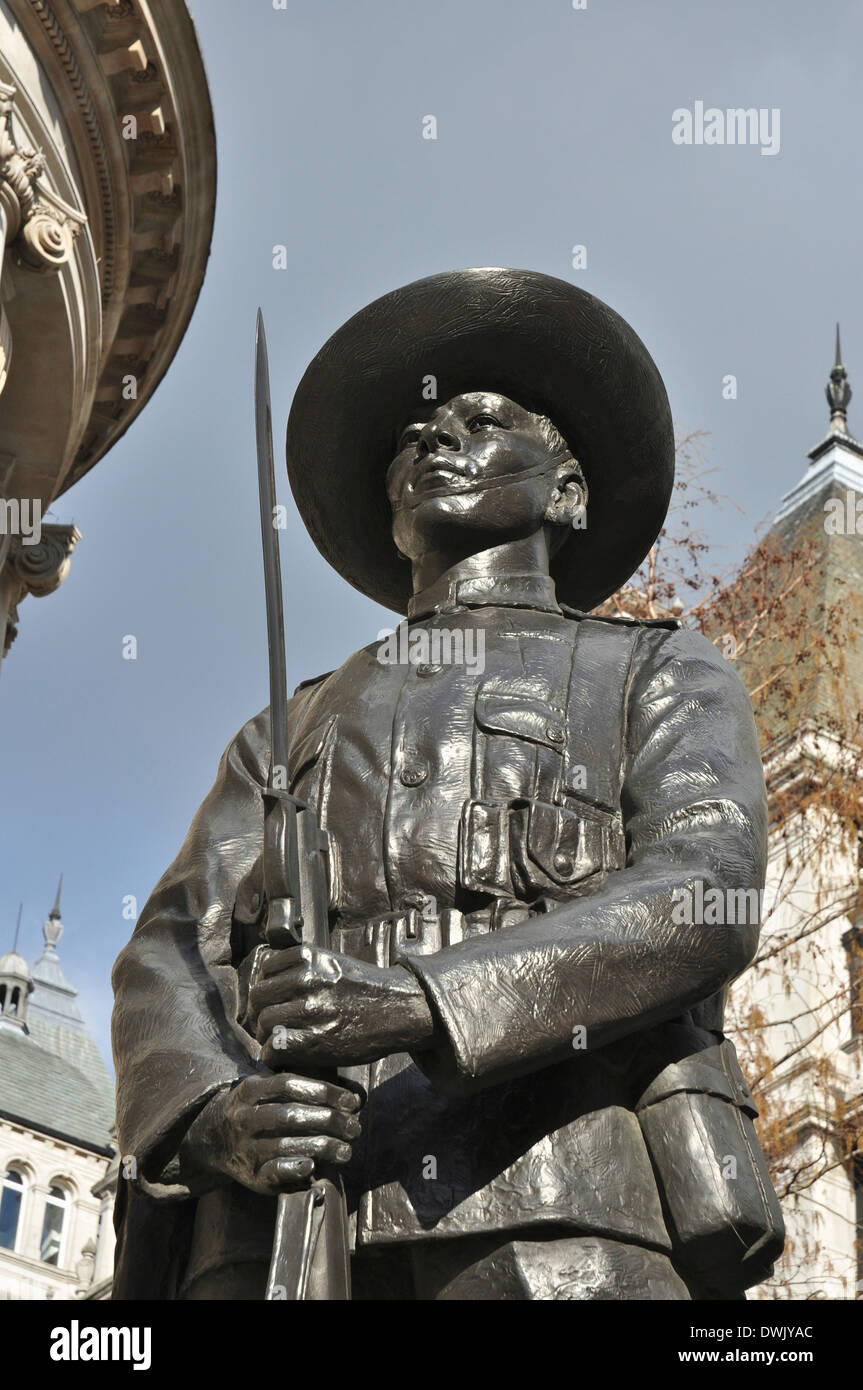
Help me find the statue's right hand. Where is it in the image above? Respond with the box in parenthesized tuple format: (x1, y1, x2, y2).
(179, 1072, 363, 1196)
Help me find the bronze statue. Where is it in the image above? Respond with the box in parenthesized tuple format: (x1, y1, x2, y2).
(111, 268, 784, 1300)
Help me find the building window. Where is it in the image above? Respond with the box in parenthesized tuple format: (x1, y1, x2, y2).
(40, 1185, 68, 1266)
(0, 1168, 25, 1252)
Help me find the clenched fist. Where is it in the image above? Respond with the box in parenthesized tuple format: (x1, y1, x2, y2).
(250, 944, 436, 1069)
(178, 1071, 363, 1196)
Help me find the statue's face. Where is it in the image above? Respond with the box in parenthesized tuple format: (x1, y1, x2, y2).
(386, 392, 581, 561)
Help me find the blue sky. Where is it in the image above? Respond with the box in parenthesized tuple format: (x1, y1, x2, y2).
(2, 0, 861, 1067)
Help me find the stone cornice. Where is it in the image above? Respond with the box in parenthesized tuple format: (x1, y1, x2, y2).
(7, 0, 216, 490)
(774, 433, 863, 526)
(763, 721, 863, 791)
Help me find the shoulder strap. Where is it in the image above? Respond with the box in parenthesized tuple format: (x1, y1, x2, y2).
(293, 670, 334, 694)
(563, 617, 642, 812)
(561, 603, 681, 632)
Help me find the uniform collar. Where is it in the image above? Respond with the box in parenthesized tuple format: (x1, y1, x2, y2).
(407, 571, 561, 621)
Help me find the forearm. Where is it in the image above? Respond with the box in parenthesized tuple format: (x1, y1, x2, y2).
(404, 857, 760, 1094)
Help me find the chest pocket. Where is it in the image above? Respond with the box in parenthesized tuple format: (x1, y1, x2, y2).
(473, 689, 568, 803)
(461, 687, 626, 901)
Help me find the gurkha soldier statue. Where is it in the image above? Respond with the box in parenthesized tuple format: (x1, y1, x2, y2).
(112, 269, 784, 1301)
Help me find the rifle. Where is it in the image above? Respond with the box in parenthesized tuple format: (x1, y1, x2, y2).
(252, 309, 351, 1300)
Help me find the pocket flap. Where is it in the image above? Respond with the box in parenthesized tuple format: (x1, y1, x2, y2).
(636, 1040, 758, 1117)
(475, 691, 566, 749)
(520, 801, 608, 886)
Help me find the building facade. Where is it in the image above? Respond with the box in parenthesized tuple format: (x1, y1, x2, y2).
(729, 336, 863, 1299)
(0, 888, 116, 1299)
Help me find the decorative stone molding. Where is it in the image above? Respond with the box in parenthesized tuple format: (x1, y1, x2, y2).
(0, 0, 214, 663)
(1, 520, 81, 656)
(8, 520, 81, 597)
(0, 81, 87, 275)
(1, 0, 215, 480)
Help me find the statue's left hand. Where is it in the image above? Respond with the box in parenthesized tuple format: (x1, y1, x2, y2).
(251, 944, 436, 1069)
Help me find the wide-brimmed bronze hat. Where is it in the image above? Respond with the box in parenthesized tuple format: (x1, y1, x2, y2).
(286, 267, 674, 614)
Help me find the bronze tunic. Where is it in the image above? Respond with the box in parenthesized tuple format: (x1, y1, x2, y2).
(111, 573, 770, 1298)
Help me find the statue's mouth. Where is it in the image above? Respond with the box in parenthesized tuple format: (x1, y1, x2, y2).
(412, 457, 469, 493)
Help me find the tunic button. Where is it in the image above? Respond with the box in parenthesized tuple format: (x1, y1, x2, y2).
(416, 663, 444, 677)
(400, 762, 429, 787)
(546, 724, 565, 744)
(553, 851, 574, 876)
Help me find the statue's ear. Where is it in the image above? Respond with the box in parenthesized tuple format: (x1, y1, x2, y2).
(545, 458, 587, 532)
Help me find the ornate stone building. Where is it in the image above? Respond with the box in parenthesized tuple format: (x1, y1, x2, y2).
(0, 887, 116, 1299)
(730, 335, 863, 1299)
(0, 0, 216, 663)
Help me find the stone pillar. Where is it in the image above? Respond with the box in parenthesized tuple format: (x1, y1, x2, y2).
(91, 1189, 116, 1285)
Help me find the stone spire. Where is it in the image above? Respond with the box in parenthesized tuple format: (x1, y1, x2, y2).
(29, 875, 85, 1034)
(43, 873, 64, 952)
(825, 323, 852, 436)
(772, 327, 863, 526)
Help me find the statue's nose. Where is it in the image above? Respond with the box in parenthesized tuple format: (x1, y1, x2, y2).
(419, 419, 460, 453)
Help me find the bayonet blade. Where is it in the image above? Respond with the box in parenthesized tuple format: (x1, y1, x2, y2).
(255, 309, 289, 782)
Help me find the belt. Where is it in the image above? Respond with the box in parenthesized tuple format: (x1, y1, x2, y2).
(330, 894, 533, 967)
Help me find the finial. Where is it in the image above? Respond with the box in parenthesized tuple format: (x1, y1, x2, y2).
(12, 902, 22, 954)
(43, 876, 63, 951)
(826, 322, 852, 434)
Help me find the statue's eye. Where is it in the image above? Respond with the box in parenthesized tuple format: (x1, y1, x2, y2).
(398, 427, 422, 450)
(467, 414, 503, 432)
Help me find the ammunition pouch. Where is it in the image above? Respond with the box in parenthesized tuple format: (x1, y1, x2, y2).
(635, 1036, 785, 1296)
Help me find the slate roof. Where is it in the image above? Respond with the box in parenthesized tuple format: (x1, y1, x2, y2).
(0, 1025, 114, 1153)
(0, 901, 115, 1155)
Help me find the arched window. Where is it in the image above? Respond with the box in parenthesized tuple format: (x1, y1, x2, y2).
(0, 1168, 25, 1252)
(9, 986, 19, 1015)
(40, 1184, 69, 1266)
